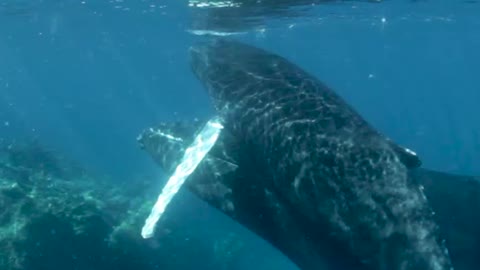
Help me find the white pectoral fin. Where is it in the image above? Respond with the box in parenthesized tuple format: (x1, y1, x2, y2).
(141, 116, 224, 239)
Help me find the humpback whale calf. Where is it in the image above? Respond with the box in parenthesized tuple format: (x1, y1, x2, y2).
(188, 39, 453, 270)
(138, 121, 479, 270)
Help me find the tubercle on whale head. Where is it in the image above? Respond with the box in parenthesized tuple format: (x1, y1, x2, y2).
(137, 121, 201, 173)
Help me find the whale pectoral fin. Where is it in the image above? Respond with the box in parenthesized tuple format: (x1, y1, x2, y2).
(387, 141, 422, 168)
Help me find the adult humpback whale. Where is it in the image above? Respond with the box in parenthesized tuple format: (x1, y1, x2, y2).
(189, 39, 453, 270)
(139, 120, 368, 270)
(138, 121, 480, 270)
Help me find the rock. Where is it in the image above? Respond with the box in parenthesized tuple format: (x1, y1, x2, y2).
(0, 141, 236, 270)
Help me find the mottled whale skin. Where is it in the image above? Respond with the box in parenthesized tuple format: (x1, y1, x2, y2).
(138, 121, 361, 270)
(138, 121, 480, 270)
(189, 39, 453, 270)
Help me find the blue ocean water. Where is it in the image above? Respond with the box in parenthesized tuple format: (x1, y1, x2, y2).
(1, 0, 478, 179)
(0, 1, 479, 269)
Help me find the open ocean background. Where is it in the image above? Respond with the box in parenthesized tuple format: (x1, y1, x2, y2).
(0, 0, 479, 269)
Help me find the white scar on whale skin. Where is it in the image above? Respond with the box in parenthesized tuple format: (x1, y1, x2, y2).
(141, 117, 224, 239)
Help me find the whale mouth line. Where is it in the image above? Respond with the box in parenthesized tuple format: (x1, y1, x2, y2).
(189, 43, 211, 78)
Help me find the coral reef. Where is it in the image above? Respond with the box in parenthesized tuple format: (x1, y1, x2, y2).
(0, 141, 243, 270)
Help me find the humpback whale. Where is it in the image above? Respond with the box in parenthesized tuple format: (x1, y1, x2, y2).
(138, 120, 480, 270)
(139, 120, 367, 270)
(188, 39, 453, 270)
